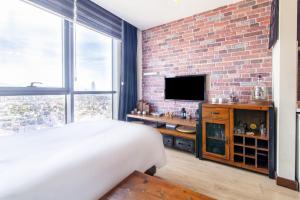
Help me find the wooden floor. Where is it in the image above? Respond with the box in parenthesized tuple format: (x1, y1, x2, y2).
(156, 149, 300, 200)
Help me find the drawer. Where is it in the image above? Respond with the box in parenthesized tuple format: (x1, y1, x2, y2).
(202, 107, 229, 120)
(163, 135, 174, 147)
(174, 137, 195, 153)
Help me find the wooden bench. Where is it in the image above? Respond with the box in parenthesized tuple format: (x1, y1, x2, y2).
(100, 171, 215, 200)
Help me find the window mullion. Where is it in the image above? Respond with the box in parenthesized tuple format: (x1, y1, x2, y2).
(64, 20, 75, 123)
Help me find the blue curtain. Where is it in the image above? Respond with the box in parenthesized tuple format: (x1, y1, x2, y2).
(118, 21, 138, 121)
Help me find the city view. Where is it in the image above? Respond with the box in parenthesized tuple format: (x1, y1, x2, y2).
(0, 1, 114, 135)
(0, 95, 112, 134)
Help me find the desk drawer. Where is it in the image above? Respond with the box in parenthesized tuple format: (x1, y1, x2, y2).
(163, 135, 174, 147)
(202, 107, 229, 120)
(174, 137, 195, 153)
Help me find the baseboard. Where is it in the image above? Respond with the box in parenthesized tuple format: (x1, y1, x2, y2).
(276, 174, 299, 191)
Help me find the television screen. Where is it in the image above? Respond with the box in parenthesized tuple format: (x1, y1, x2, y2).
(165, 75, 206, 101)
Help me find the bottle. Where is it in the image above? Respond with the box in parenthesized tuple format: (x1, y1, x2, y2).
(252, 74, 268, 101)
(181, 108, 186, 119)
(229, 89, 238, 103)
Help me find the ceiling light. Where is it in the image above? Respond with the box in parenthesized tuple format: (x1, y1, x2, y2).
(173, 0, 181, 4)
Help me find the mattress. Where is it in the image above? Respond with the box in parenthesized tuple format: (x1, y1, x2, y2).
(0, 120, 166, 200)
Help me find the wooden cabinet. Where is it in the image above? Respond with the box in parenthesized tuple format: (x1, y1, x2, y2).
(200, 102, 275, 176)
(126, 102, 276, 177)
(202, 107, 230, 160)
(202, 118, 230, 160)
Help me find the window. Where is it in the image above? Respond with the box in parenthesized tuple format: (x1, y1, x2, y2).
(74, 94, 112, 121)
(0, 0, 64, 88)
(0, 1, 119, 133)
(0, 96, 65, 134)
(75, 24, 112, 91)
(74, 24, 114, 122)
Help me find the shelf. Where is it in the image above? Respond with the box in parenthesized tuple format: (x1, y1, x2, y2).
(245, 157, 255, 166)
(234, 143, 244, 147)
(207, 136, 225, 142)
(245, 147, 255, 157)
(257, 149, 268, 156)
(234, 145, 243, 154)
(257, 147, 269, 152)
(203, 102, 272, 111)
(244, 145, 256, 149)
(234, 153, 244, 157)
(157, 128, 196, 140)
(244, 154, 256, 159)
(257, 152, 268, 156)
(245, 137, 255, 146)
(234, 134, 268, 141)
(234, 154, 258, 163)
(244, 133, 268, 140)
(257, 139, 268, 149)
(233, 135, 243, 145)
(233, 144, 268, 152)
(233, 154, 244, 163)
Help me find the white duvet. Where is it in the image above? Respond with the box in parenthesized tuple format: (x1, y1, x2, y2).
(0, 120, 166, 200)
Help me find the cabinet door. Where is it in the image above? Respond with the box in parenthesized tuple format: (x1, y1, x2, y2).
(202, 119, 230, 160)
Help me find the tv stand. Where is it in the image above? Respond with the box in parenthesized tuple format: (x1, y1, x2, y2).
(126, 114, 197, 154)
(127, 101, 275, 177)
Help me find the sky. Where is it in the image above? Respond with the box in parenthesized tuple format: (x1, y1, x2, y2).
(75, 24, 112, 91)
(0, 0, 112, 91)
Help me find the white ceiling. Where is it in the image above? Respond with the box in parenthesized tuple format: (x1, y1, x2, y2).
(92, 0, 241, 30)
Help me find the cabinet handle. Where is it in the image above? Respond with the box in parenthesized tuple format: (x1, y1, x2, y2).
(211, 112, 220, 115)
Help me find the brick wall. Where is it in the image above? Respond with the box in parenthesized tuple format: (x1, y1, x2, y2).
(142, 0, 272, 115)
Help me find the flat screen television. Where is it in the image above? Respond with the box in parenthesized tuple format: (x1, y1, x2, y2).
(165, 75, 206, 101)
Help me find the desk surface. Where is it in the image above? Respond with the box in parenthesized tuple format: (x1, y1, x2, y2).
(127, 114, 197, 127)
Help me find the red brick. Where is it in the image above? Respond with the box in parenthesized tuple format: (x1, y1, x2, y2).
(142, 0, 272, 113)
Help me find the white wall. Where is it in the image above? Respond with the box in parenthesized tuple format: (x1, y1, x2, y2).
(137, 30, 143, 100)
(273, 0, 298, 181)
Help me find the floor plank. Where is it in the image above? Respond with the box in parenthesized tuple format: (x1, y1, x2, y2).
(156, 149, 300, 200)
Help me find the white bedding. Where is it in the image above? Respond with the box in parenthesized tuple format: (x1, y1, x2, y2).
(0, 120, 166, 200)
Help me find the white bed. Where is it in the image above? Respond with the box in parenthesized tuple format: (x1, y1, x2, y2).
(0, 120, 166, 200)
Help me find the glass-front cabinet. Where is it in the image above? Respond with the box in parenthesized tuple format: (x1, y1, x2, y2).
(202, 119, 230, 160)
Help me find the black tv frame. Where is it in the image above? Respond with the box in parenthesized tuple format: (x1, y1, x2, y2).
(164, 74, 207, 102)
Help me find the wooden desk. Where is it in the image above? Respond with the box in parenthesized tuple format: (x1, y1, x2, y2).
(126, 114, 197, 127)
(100, 171, 214, 200)
(126, 114, 197, 141)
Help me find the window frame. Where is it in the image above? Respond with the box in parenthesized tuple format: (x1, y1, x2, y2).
(74, 23, 114, 93)
(0, 5, 118, 126)
(0, 1, 67, 90)
(70, 22, 117, 121)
